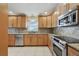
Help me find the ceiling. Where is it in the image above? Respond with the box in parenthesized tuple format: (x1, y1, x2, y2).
(8, 3, 59, 16)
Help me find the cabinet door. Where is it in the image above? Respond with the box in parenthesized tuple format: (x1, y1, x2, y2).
(47, 16, 52, 28)
(48, 39, 53, 53)
(8, 35, 16, 46)
(52, 14, 57, 27)
(17, 16, 22, 28)
(24, 34, 31, 45)
(8, 16, 13, 27)
(38, 16, 43, 28)
(21, 16, 26, 28)
(8, 16, 17, 27)
(68, 46, 79, 56)
(38, 16, 41, 28)
(37, 34, 44, 45)
(43, 34, 48, 45)
(68, 3, 79, 10)
(42, 17, 47, 28)
(31, 34, 38, 45)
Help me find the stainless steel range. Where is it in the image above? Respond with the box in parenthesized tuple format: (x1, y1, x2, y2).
(52, 36, 79, 56)
(52, 36, 67, 56)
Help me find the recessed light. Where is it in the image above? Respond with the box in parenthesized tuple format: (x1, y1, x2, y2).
(54, 11, 59, 15)
(69, 9, 72, 12)
(44, 12, 48, 15)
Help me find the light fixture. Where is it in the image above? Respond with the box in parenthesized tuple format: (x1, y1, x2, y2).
(8, 11, 15, 15)
(54, 11, 59, 15)
(44, 11, 48, 15)
(63, 3, 66, 5)
(69, 9, 72, 12)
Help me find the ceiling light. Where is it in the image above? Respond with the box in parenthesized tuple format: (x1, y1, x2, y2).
(54, 11, 59, 15)
(69, 9, 72, 12)
(8, 11, 15, 15)
(44, 12, 48, 15)
(63, 3, 66, 5)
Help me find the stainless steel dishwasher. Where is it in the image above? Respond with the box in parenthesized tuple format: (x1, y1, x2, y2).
(15, 34, 23, 46)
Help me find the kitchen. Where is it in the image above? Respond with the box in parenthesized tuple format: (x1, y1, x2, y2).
(0, 3, 79, 56)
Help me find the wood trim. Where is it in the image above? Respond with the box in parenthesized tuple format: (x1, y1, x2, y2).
(0, 4, 8, 56)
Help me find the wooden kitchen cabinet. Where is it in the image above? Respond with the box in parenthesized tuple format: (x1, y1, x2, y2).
(43, 34, 48, 45)
(38, 16, 43, 28)
(38, 16, 53, 28)
(13, 16, 17, 27)
(68, 46, 79, 56)
(17, 15, 26, 28)
(23, 34, 31, 45)
(48, 36, 53, 54)
(24, 34, 49, 46)
(47, 15, 52, 28)
(8, 15, 26, 28)
(57, 3, 70, 15)
(68, 3, 79, 10)
(42, 17, 47, 28)
(38, 34, 48, 45)
(21, 16, 26, 28)
(38, 16, 47, 28)
(51, 13, 58, 27)
(8, 34, 16, 46)
(31, 34, 38, 45)
(17, 16, 22, 28)
(8, 16, 13, 27)
(8, 16, 17, 27)
(37, 34, 44, 45)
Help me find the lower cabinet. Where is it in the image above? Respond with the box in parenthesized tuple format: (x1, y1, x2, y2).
(23, 34, 49, 46)
(68, 46, 79, 56)
(48, 37, 53, 54)
(8, 34, 16, 46)
(37, 34, 44, 45)
(43, 34, 48, 45)
(31, 34, 38, 45)
(23, 34, 31, 45)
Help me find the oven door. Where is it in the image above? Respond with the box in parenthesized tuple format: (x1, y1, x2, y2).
(53, 41, 66, 56)
(53, 43, 62, 56)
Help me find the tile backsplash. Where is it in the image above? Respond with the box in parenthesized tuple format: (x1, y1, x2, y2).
(53, 25, 79, 39)
(8, 28, 53, 34)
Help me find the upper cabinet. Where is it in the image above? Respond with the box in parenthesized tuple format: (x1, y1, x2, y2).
(68, 3, 79, 10)
(38, 16, 47, 28)
(52, 13, 57, 27)
(47, 15, 52, 28)
(38, 15, 53, 28)
(17, 15, 26, 28)
(8, 15, 26, 28)
(8, 16, 17, 27)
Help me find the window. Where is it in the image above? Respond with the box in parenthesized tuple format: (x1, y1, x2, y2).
(27, 16, 38, 32)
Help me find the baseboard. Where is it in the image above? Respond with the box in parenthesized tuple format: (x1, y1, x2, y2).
(8, 45, 24, 47)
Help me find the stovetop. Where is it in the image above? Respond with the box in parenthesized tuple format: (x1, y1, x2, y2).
(54, 36, 79, 43)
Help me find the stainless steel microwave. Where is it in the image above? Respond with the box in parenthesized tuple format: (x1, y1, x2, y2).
(58, 9, 79, 27)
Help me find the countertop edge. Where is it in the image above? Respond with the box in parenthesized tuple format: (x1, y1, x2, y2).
(67, 44, 79, 52)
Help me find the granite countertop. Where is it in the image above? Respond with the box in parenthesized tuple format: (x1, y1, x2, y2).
(68, 43, 79, 52)
(8, 33, 50, 35)
(53, 36, 79, 43)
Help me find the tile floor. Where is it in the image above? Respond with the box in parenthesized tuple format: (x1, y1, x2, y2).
(8, 46, 52, 56)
